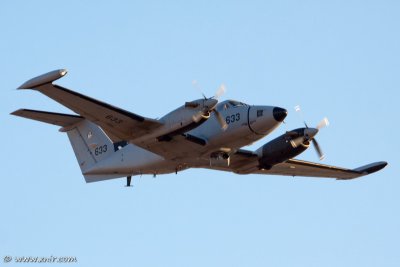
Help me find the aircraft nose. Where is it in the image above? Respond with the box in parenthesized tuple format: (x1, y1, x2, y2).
(273, 107, 288, 122)
(248, 106, 287, 136)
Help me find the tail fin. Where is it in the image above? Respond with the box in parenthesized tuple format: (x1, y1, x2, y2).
(11, 109, 114, 174)
(66, 120, 114, 173)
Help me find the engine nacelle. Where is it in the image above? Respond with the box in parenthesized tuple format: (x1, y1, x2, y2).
(210, 151, 230, 167)
(154, 98, 218, 142)
(256, 129, 309, 169)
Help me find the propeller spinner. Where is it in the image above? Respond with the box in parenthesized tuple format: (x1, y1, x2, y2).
(290, 105, 329, 160)
(186, 83, 228, 130)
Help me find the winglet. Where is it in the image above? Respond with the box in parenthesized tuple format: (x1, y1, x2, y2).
(353, 161, 388, 175)
(18, 69, 68, 89)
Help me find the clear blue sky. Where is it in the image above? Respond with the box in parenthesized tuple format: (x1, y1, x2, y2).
(1, 1, 398, 266)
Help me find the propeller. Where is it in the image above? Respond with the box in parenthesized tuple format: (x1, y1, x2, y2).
(192, 80, 207, 99)
(214, 84, 226, 99)
(189, 82, 228, 130)
(211, 84, 228, 130)
(291, 105, 329, 160)
(312, 138, 324, 160)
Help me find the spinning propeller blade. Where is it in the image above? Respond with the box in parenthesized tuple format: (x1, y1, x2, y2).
(317, 117, 329, 130)
(212, 84, 227, 130)
(214, 84, 226, 99)
(189, 81, 228, 130)
(192, 80, 206, 99)
(312, 139, 325, 160)
(214, 109, 228, 130)
(294, 105, 329, 160)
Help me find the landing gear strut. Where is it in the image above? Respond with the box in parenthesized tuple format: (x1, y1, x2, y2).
(126, 176, 132, 187)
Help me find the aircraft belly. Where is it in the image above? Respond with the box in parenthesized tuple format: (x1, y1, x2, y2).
(84, 144, 165, 175)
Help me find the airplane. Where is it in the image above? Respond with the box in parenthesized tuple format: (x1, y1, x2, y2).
(11, 69, 387, 186)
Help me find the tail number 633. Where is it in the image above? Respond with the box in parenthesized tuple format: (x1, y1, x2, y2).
(95, 145, 108, 156)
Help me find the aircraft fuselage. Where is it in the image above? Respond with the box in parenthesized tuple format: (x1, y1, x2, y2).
(85, 100, 288, 178)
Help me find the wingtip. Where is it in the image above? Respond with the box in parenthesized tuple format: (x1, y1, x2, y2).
(18, 69, 68, 89)
(354, 161, 388, 175)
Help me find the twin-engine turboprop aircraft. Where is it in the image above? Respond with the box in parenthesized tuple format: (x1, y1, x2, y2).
(11, 69, 387, 185)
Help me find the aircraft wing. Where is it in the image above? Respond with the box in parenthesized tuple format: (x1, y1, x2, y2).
(213, 150, 387, 180)
(18, 69, 163, 141)
(15, 70, 221, 159)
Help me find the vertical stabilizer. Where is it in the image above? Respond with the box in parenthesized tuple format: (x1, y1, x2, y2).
(11, 109, 116, 179)
(67, 120, 114, 173)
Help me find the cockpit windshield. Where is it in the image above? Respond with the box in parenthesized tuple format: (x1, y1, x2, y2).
(218, 100, 248, 111)
(228, 100, 247, 107)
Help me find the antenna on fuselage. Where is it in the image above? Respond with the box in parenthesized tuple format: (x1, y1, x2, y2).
(125, 176, 132, 187)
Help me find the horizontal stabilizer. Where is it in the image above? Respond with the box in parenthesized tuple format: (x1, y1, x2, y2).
(11, 109, 83, 127)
